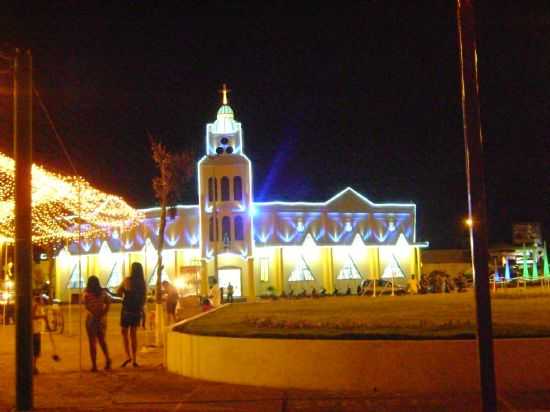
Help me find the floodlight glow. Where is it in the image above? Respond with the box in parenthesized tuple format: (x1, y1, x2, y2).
(543, 242, 550, 278)
(288, 256, 315, 282)
(185, 233, 199, 246)
(328, 231, 344, 243)
(257, 230, 273, 243)
(174, 277, 186, 290)
(81, 241, 92, 252)
(350, 233, 365, 256)
(166, 234, 180, 247)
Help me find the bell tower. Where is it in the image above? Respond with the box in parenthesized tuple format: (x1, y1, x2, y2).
(197, 85, 255, 299)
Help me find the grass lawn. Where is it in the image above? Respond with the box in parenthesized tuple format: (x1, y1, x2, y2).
(176, 288, 550, 339)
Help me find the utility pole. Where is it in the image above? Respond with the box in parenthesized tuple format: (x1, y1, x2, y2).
(456, 1, 498, 411)
(14, 49, 34, 412)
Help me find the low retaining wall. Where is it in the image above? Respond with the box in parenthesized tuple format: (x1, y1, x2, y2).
(166, 316, 550, 393)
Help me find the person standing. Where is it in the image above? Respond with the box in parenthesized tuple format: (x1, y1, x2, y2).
(118, 262, 146, 368)
(226, 282, 234, 303)
(162, 280, 179, 324)
(83, 276, 112, 372)
(209, 279, 221, 307)
(32, 293, 47, 374)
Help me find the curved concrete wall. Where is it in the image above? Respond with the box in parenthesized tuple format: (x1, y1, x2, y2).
(166, 323, 550, 393)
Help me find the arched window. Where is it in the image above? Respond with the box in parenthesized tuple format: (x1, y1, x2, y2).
(209, 217, 218, 241)
(221, 176, 230, 201)
(233, 176, 242, 201)
(208, 177, 218, 202)
(234, 216, 244, 241)
(209, 217, 214, 241)
(222, 216, 231, 244)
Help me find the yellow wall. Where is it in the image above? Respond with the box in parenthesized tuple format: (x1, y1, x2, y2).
(54, 243, 420, 301)
(253, 247, 278, 296)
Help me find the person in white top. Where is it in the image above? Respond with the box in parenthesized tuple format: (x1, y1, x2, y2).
(209, 280, 221, 307)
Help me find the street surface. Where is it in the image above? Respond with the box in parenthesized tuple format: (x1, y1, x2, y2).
(0, 303, 549, 411)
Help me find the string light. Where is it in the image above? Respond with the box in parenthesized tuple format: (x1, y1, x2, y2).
(0, 152, 142, 244)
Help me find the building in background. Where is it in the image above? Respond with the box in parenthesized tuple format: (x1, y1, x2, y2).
(54, 88, 429, 301)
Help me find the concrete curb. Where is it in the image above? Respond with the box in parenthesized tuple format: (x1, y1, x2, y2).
(166, 330, 550, 393)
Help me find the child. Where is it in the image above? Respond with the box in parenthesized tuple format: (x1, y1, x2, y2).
(84, 276, 112, 372)
(32, 294, 47, 374)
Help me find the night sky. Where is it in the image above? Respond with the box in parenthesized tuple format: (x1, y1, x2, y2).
(1, 2, 549, 248)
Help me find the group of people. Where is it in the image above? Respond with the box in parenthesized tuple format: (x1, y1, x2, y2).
(31, 264, 242, 372)
(32, 261, 148, 373)
(84, 261, 147, 371)
(200, 280, 234, 311)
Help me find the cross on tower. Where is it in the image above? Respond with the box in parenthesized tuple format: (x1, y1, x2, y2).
(219, 83, 230, 105)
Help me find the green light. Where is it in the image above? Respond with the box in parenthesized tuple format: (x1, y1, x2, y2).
(522, 244, 530, 280)
(532, 245, 539, 280)
(543, 241, 550, 279)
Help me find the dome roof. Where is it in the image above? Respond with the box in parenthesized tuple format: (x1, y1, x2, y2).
(217, 104, 234, 117)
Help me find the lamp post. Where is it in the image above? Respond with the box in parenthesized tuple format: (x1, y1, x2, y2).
(456, 1, 497, 410)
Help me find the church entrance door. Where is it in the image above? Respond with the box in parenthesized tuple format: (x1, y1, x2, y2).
(218, 268, 242, 297)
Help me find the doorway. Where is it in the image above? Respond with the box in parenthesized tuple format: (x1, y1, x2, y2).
(217, 267, 242, 297)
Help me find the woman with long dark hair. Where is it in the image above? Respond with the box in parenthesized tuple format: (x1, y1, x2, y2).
(84, 275, 111, 372)
(118, 262, 146, 367)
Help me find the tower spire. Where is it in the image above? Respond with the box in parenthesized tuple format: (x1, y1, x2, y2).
(220, 83, 230, 105)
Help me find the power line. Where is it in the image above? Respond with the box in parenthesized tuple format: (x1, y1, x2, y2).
(33, 86, 79, 176)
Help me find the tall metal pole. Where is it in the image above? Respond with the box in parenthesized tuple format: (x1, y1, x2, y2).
(14, 49, 34, 412)
(456, 1, 497, 411)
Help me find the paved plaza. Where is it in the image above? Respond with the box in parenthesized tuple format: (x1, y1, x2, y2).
(1, 303, 549, 411)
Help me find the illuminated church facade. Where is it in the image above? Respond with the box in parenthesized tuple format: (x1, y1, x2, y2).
(55, 88, 428, 301)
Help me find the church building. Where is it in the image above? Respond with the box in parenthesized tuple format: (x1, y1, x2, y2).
(54, 87, 428, 302)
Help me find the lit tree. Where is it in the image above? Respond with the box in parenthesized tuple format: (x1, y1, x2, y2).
(522, 244, 530, 280)
(543, 241, 550, 281)
(532, 244, 539, 280)
(150, 136, 193, 344)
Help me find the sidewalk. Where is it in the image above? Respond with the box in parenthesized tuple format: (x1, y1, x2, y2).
(1, 304, 549, 411)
